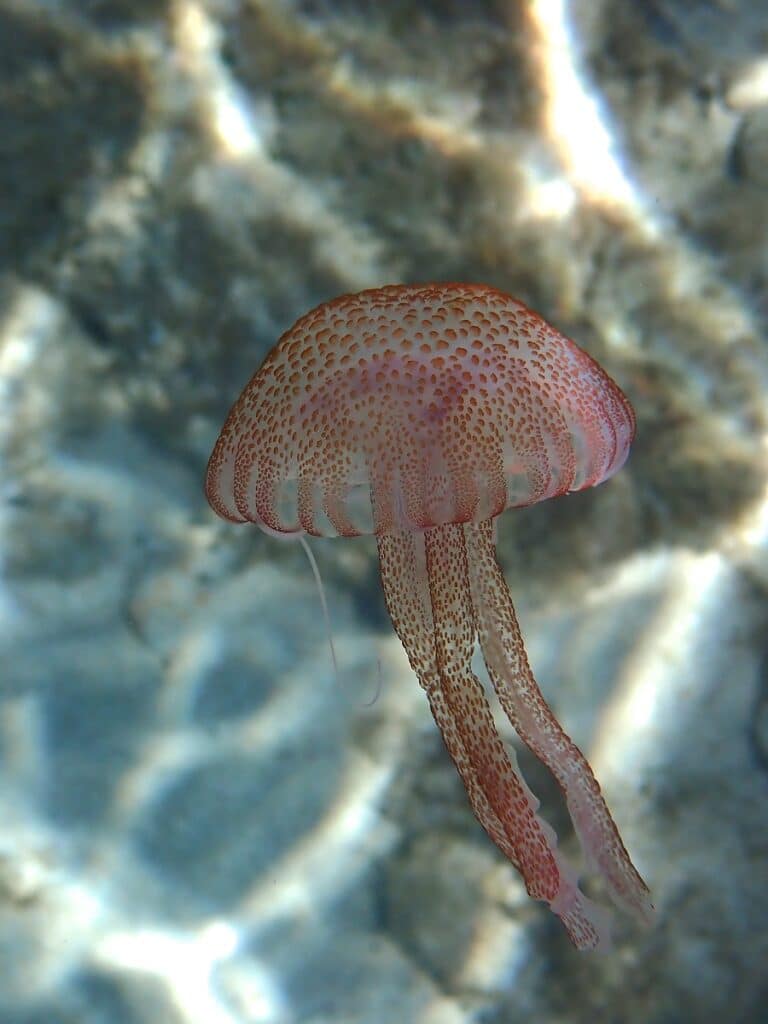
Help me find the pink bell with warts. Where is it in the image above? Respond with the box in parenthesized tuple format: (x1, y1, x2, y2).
(205, 282, 652, 950)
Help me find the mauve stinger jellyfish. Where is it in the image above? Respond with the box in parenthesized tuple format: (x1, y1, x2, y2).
(205, 282, 653, 950)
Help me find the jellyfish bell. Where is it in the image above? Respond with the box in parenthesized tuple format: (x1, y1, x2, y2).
(205, 282, 651, 950)
(206, 283, 634, 539)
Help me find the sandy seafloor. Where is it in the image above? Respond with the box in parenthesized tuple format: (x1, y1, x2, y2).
(1, 1, 768, 1021)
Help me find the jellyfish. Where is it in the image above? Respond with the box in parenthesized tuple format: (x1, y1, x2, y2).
(205, 282, 652, 950)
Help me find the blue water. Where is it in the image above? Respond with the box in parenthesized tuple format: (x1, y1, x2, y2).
(1, 1, 767, 1022)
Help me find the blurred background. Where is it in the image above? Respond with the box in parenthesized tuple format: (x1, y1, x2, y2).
(1, 1, 767, 1021)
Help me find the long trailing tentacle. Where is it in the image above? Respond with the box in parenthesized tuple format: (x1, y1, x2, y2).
(378, 528, 525, 870)
(377, 525, 613, 949)
(465, 518, 653, 925)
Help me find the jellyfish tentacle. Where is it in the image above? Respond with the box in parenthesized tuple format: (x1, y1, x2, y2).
(464, 518, 654, 926)
(424, 524, 557, 901)
(423, 679, 612, 952)
(377, 526, 612, 950)
(376, 530, 524, 867)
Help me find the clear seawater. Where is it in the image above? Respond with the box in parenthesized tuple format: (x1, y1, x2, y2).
(1, 2, 767, 1022)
